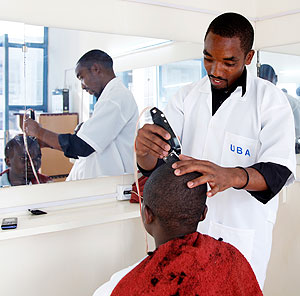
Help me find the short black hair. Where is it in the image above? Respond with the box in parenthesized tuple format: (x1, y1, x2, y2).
(258, 64, 277, 85)
(205, 12, 254, 54)
(143, 162, 207, 230)
(5, 135, 40, 158)
(77, 49, 113, 69)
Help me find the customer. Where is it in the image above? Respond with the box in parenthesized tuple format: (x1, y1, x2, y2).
(0, 135, 51, 187)
(93, 162, 262, 296)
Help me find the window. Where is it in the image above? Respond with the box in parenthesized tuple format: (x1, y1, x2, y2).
(117, 59, 205, 124)
(0, 21, 48, 171)
(158, 59, 204, 110)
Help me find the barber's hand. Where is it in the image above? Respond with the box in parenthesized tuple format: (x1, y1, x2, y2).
(172, 154, 242, 197)
(23, 117, 41, 137)
(136, 124, 171, 159)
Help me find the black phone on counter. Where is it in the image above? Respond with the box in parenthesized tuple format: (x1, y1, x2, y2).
(1, 217, 18, 230)
(150, 107, 182, 163)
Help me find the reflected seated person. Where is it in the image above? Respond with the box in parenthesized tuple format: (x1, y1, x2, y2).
(0, 135, 51, 187)
(93, 162, 262, 296)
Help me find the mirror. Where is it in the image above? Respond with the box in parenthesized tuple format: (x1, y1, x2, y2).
(2, 18, 298, 191)
(259, 46, 300, 155)
(0, 19, 206, 188)
(0, 21, 28, 187)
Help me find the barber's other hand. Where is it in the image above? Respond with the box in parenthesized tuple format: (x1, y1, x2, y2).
(23, 117, 41, 137)
(172, 154, 243, 197)
(135, 124, 171, 159)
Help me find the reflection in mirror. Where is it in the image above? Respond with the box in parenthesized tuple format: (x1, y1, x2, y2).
(118, 59, 205, 125)
(259, 50, 300, 154)
(0, 135, 51, 187)
(1, 21, 208, 187)
(0, 21, 49, 187)
(0, 20, 27, 186)
(2, 20, 207, 187)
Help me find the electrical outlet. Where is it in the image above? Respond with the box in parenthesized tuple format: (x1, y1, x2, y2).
(116, 184, 132, 201)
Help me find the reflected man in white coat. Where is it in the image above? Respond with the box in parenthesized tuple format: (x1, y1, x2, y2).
(258, 63, 300, 149)
(135, 12, 296, 288)
(24, 49, 139, 180)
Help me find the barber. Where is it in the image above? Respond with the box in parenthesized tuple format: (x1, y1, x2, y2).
(135, 12, 296, 288)
(24, 49, 138, 181)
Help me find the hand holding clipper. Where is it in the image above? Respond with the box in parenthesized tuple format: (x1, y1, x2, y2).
(150, 107, 181, 163)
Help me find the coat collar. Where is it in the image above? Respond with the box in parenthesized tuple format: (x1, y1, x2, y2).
(200, 67, 253, 99)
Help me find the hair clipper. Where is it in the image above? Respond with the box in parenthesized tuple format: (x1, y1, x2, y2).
(30, 110, 35, 121)
(150, 107, 181, 163)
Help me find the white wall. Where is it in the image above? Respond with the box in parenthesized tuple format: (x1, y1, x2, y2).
(255, 13, 300, 49)
(264, 182, 300, 296)
(254, 0, 300, 17)
(0, 217, 148, 296)
(0, 0, 214, 43)
(1, 0, 299, 50)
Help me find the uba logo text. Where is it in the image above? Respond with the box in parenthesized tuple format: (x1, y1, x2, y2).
(230, 144, 251, 157)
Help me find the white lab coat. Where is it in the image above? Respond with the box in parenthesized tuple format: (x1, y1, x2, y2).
(165, 72, 296, 288)
(67, 78, 138, 181)
(285, 93, 300, 140)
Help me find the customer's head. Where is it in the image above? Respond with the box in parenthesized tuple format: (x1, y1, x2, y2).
(203, 12, 254, 90)
(75, 49, 115, 99)
(258, 64, 277, 85)
(5, 135, 41, 183)
(142, 162, 207, 243)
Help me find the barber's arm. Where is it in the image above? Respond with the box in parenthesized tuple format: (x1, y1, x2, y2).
(23, 118, 95, 158)
(135, 124, 269, 196)
(24, 118, 62, 150)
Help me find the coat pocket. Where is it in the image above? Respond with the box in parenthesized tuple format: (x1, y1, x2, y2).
(221, 132, 258, 167)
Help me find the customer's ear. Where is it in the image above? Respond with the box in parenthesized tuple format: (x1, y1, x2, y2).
(199, 205, 208, 221)
(5, 157, 10, 167)
(143, 205, 155, 225)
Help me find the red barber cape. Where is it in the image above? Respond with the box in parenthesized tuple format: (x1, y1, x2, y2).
(0, 169, 51, 184)
(111, 232, 262, 296)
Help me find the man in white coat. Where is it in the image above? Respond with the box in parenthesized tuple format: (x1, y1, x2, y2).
(135, 12, 296, 288)
(24, 49, 139, 180)
(258, 63, 300, 146)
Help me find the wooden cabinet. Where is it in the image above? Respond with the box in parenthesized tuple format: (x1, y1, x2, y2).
(38, 113, 78, 181)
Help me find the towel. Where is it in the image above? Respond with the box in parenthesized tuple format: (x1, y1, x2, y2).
(130, 175, 148, 203)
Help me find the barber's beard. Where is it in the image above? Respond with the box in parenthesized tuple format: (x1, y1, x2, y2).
(209, 75, 229, 91)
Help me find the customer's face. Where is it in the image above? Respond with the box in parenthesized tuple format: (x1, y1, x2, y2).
(75, 63, 103, 99)
(203, 32, 254, 90)
(8, 143, 41, 180)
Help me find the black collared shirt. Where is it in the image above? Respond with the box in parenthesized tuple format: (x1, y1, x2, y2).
(211, 68, 247, 115)
(139, 69, 292, 204)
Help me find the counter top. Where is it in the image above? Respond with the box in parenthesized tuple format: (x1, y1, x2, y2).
(0, 197, 141, 241)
